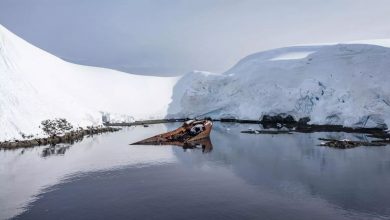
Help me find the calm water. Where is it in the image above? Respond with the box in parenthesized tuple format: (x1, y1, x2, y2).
(1, 123, 390, 220)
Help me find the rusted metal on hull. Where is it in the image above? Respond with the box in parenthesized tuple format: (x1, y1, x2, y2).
(131, 120, 213, 146)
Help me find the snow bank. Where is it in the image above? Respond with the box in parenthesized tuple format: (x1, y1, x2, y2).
(168, 44, 390, 129)
(0, 25, 177, 140)
(2, 23, 390, 141)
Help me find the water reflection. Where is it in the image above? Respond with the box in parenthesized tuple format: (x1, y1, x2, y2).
(1, 123, 390, 220)
(173, 123, 390, 218)
(182, 137, 213, 153)
(41, 144, 71, 157)
(0, 125, 177, 220)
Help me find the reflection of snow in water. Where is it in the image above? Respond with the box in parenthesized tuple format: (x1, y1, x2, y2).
(0, 125, 177, 220)
(2, 123, 390, 219)
(173, 123, 390, 219)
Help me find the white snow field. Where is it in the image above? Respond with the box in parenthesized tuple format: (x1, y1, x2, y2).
(1, 24, 390, 141)
(0, 25, 177, 141)
(168, 44, 390, 129)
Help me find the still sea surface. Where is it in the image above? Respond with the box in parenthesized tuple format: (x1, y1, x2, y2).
(1, 123, 390, 220)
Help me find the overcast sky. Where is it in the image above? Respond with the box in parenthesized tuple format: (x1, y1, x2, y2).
(1, 0, 390, 76)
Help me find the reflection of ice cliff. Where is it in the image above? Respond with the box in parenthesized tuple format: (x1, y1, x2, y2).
(172, 123, 390, 216)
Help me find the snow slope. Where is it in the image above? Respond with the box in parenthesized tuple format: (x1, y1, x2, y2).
(0, 25, 177, 141)
(168, 43, 390, 129)
(2, 23, 390, 141)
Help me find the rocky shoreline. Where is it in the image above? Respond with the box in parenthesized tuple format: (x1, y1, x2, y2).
(235, 115, 390, 149)
(318, 138, 388, 149)
(2, 116, 389, 150)
(0, 126, 120, 149)
(106, 117, 387, 134)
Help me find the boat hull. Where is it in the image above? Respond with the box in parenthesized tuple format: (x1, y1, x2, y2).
(131, 120, 213, 145)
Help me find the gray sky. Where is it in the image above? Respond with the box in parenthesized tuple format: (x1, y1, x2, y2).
(1, 0, 390, 76)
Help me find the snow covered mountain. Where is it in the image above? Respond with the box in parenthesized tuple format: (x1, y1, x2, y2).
(0, 25, 177, 141)
(1, 23, 390, 141)
(168, 43, 390, 129)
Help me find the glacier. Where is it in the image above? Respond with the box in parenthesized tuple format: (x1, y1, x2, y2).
(1, 24, 390, 141)
(169, 44, 390, 128)
(168, 43, 390, 128)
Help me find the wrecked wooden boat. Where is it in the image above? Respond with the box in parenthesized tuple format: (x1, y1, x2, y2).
(131, 120, 213, 146)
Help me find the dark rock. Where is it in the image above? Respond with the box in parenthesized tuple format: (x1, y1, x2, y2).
(319, 138, 386, 149)
(298, 117, 311, 125)
(40, 139, 48, 145)
(0, 126, 121, 149)
(284, 115, 296, 123)
(261, 114, 297, 124)
(30, 140, 39, 146)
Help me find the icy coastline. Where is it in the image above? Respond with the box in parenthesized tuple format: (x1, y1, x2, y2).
(1, 24, 390, 141)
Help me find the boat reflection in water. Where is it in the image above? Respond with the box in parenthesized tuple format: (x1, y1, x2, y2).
(131, 120, 213, 153)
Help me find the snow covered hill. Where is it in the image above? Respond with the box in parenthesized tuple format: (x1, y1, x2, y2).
(0, 25, 177, 141)
(2, 23, 390, 141)
(168, 43, 390, 129)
